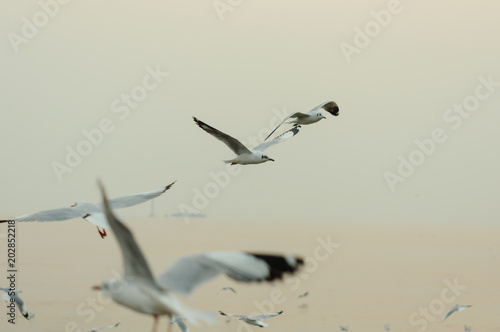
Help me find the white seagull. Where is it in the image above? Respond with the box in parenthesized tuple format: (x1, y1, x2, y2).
(442, 304, 472, 322)
(193, 117, 301, 165)
(340, 325, 349, 331)
(0, 287, 34, 320)
(297, 291, 309, 298)
(0, 182, 175, 239)
(385, 323, 391, 331)
(264, 101, 339, 141)
(464, 325, 471, 332)
(219, 310, 283, 328)
(86, 322, 120, 332)
(92, 180, 304, 332)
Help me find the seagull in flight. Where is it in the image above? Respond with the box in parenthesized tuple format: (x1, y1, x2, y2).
(340, 325, 349, 331)
(218, 287, 237, 294)
(0, 182, 175, 239)
(297, 291, 309, 298)
(92, 180, 304, 332)
(0, 287, 34, 320)
(86, 322, 120, 332)
(385, 323, 391, 331)
(265, 101, 339, 141)
(464, 325, 471, 332)
(219, 310, 283, 328)
(441, 305, 472, 322)
(193, 117, 301, 165)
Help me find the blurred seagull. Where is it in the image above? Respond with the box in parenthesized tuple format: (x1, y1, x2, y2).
(87, 322, 120, 332)
(385, 323, 391, 331)
(264, 101, 339, 141)
(218, 287, 237, 294)
(92, 180, 304, 332)
(340, 325, 349, 331)
(168, 316, 189, 332)
(297, 291, 309, 298)
(219, 310, 283, 328)
(193, 117, 301, 165)
(0, 287, 34, 320)
(464, 325, 471, 332)
(0, 182, 175, 239)
(442, 305, 472, 322)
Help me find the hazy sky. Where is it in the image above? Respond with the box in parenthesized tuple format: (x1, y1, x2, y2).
(1, 0, 499, 225)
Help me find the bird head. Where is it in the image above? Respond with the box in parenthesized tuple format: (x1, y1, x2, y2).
(261, 154, 275, 162)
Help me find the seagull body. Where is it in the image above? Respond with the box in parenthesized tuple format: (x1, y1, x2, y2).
(0, 182, 175, 238)
(385, 323, 391, 331)
(442, 305, 472, 322)
(264, 101, 339, 141)
(87, 322, 120, 332)
(0, 287, 34, 320)
(464, 325, 471, 332)
(219, 310, 283, 328)
(93, 180, 304, 332)
(193, 117, 301, 165)
(340, 325, 349, 331)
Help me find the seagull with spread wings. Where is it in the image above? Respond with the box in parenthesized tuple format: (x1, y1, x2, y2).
(219, 310, 283, 328)
(0, 182, 175, 239)
(441, 304, 472, 322)
(193, 117, 301, 165)
(265, 101, 339, 141)
(92, 180, 304, 332)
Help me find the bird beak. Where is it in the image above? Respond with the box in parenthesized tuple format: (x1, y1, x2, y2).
(322, 116, 326, 119)
(269, 159, 275, 162)
(92, 285, 101, 290)
(70, 204, 75, 207)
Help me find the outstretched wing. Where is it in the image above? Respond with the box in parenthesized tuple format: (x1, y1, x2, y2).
(441, 307, 457, 321)
(264, 112, 308, 141)
(193, 117, 251, 155)
(251, 310, 283, 321)
(157, 251, 304, 295)
(106, 181, 176, 209)
(87, 322, 120, 332)
(97, 180, 158, 288)
(309, 101, 339, 116)
(254, 125, 301, 152)
(219, 311, 246, 319)
(0, 205, 98, 223)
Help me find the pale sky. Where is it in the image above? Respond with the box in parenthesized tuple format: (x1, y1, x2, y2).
(1, 0, 499, 225)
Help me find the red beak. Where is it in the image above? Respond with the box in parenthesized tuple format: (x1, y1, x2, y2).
(269, 159, 275, 162)
(92, 285, 101, 290)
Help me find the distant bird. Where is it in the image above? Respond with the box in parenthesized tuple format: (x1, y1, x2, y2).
(297, 291, 309, 298)
(219, 310, 283, 328)
(442, 305, 472, 322)
(464, 325, 471, 332)
(169, 316, 189, 332)
(0, 182, 175, 239)
(384, 323, 391, 331)
(0, 287, 34, 320)
(87, 322, 120, 332)
(219, 287, 237, 294)
(193, 117, 301, 165)
(264, 101, 339, 141)
(340, 325, 349, 331)
(92, 180, 304, 332)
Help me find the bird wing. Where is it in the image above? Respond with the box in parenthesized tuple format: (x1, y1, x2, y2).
(442, 307, 457, 321)
(105, 182, 176, 209)
(171, 316, 190, 332)
(0, 205, 97, 223)
(87, 322, 120, 332)
(193, 117, 251, 155)
(98, 180, 158, 288)
(264, 112, 308, 141)
(157, 251, 303, 295)
(251, 310, 283, 320)
(219, 311, 246, 319)
(254, 125, 301, 152)
(309, 101, 339, 116)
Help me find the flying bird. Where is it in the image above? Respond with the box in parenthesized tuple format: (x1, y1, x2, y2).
(92, 180, 304, 332)
(464, 325, 471, 332)
(86, 322, 120, 332)
(442, 305, 472, 322)
(193, 117, 301, 165)
(297, 291, 309, 298)
(385, 323, 391, 331)
(264, 101, 339, 141)
(0, 182, 175, 239)
(340, 325, 349, 331)
(219, 310, 283, 328)
(218, 287, 237, 294)
(0, 287, 34, 320)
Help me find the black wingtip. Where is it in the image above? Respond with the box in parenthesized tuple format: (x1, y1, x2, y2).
(249, 254, 304, 282)
(0, 220, 13, 223)
(164, 180, 177, 192)
(219, 311, 228, 316)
